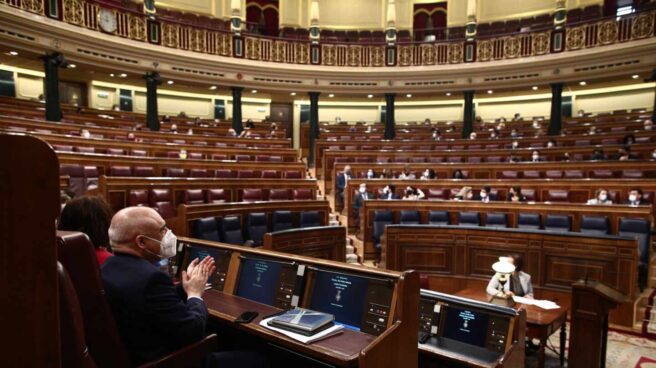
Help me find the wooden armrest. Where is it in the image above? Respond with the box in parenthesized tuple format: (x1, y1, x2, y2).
(359, 321, 408, 368)
(139, 334, 219, 368)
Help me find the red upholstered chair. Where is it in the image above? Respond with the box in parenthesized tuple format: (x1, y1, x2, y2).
(622, 170, 643, 178)
(56, 232, 217, 368)
(486, 156, 503, 163)
(205, 189, 226, 203)
(237, 170, 255, 178)
(75, 146, 96, 154)
(130, 149, 147, 157)
(451, 145, 464, 150)
(547, 189, 569, 202)
(261, 170, 280, 179)
(377, 157, 391, 163)
(355, 157, 371, 163)
(546, 170, 563, 178)
(269, 156, 283, 162)
(211, 154, 228, 160)
(242, 189, 264, 202)
(467, 157, 482, 163)
(128, 189, 149, 207)
(345, 145, 358, 150)
(183, 189, 205, 205)
(284, 171, 302, 179)
(235, 154, 251, 161)
(149, 189, 175, 219)
(54, 144, 74, 152)
(269, 189, 290, 201)
(60, 164, 86, 196)
(193, 141, 208, 146)
(109, 166, 133, 176)
(394, 157, 408, 163)
(500, 171, 518, 179)
(215, 169, 233, 178)
(106, 148, 125, 155)
(429, 157, 444, 163)
(84, 166, 100, 190)
(574, 140, 590, 146)
(485, 144, 500, 150)
(189, 169, 209, 178)
(522, 171, 541, 179)
(165, 151, 179, 158)
(427, 188, 450, 200)
(411, 157, 426, 163)
(188, 152, 203, 160)
(522, 189, 536, 201)
(134, 166, 155, 177)
(591, 170, 614, 179)
(293, 188, 313, 200)
(564, 170, 583, 178)
(255, 155, 270, 162)
(601, 138, 619, 145)
(172, 139, 186, 144)
(447, 156, 462, 163)
(164, 168, 187, 177)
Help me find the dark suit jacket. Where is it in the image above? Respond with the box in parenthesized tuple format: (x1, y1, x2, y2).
(353, 191, 374, 210)
(101, 253, 208, 365)
(336, 172, 352, 190)
(380, 192, 399, 200)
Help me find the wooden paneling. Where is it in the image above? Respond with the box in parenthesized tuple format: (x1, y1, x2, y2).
(263, 226, 346, 262)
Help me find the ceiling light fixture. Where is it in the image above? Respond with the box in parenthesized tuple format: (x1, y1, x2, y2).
(251, 89, 257, 93)
(167, 80, 174, 85)
(68, 64, 76, 69)
(446, 92, 451, 96)
(7, 51, 18, 56)
(579, 81, 587, 86)
(109, 73, 115, 77)
(367, 94, 373, 98)
(290, 92, 296, 96)
(119, 73, 127, 78)
(329, 94, 335, 98)
(632, 74, 640, 79)
(532, 86, 538, 90)
(406, 94, 412, 98)
(487, 90, 493, 94)
(209, 86, 217, 90)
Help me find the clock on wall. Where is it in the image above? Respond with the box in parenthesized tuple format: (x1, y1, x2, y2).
(98, 8, 118, 34)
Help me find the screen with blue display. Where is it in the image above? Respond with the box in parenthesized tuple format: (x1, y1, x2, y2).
(184, 246, 227, 283)
(235, 258, 283, 305)
(441, 306, 490, 347)
(308, 270, 369, 331)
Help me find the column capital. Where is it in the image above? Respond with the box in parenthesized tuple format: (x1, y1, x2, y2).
(143, 71, 161, 84)
(231, 86, 244, 92)
(41, 52, 67, 67)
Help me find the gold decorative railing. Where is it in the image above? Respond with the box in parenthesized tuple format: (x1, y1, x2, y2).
(3, 0, 655, 67)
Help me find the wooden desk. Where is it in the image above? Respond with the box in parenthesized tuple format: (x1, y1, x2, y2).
(455, 288, 567, 368)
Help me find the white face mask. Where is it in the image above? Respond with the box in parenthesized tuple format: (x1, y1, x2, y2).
(367, 170, 374, 178)
(646, 125, 653, 131)
(480, 192, 487, 198)
(512, 142, 518, 148)
(599, 194, 607, 201)
(383, 187, 389, 194)
(629, 194, 637, 202)
(533, 155, 539, 160)
(142, 229, 177, 260)
(547, 142, 554, 148)
(359, 187, 366, 193)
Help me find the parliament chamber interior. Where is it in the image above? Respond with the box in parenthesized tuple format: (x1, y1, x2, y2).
(1, 0, 656, 367)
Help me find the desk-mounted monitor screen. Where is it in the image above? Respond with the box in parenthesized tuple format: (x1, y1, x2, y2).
(305, 268, 395, 336)
(180, 244, 232, 291)
(235, 256, 297, 309)
(440, 306, 490, 348)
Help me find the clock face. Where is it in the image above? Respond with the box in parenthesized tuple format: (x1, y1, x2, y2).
(98, 8, 117, 33)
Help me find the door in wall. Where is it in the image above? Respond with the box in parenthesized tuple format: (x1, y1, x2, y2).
(270, 103, 293, 139)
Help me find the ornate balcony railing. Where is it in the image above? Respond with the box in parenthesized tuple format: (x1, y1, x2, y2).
(3, 0, 655, 67)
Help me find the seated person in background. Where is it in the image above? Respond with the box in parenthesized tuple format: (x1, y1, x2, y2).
(402, 186, 425, 200)
(239, 127, 253, 138)
(170, 124, 178, 133)
(587, 188, 613, 205)
(489, 129, 500, 139)
(366, 168, 376, 179)
(560, 152, 572, 162)
(645, 119, 653, 131)
(486, 254, 534, 299)
(510, 128, 520, 138)
(453, 186, 474, 201)
(591, 148, 605, 160)
(513, 113, 522, 122)
(469, 132, 478, 140)
(508, 156, 520, 163)
(336, 165, 353, 205)
(546, 138, 557, 148)
(398, 165, 416, 179)
(452, 169, 465, 179)
(432, 129, 442, 140)
(623, 133, 636, 146)
(511, 140, 519, 149)
(509, 186, 526, 202)
(587, 126, 597, 135)
(625, 188, 647, 206)
(577, 109, 585, 117)
(616, 146, 636, 161)
(479, 186, 493, 203)
(530, 150, 542, 162)
(226, 128, 237, 137)
(379, 168, 393, 179)
(380, 184, 398, 200)
(353, 183, 373, 224)
(58, 196, 114, 265)
(420, 168, 436, 180)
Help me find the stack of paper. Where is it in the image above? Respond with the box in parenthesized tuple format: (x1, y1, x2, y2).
(512, 296, 560, 310)
(260, 317, 344, 344)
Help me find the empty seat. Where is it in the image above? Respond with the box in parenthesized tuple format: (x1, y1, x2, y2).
(372, 210, 393, 251)
(293, 188, 313, 200)
(458, 212, 480, 226)
(272, 211, 293, 232)
(130, 149, 147, 157)
(246, 213, 268, 246)
(485, 213, 508, 228)
(75, 146, 95, 154)
(428, 211, 449, 225)
(269, 189, 290, 201)
(518, 213, 541, 229)
(149, 189, 175, 219)
(211, 154, 228, 160)
(235, 155, 251, 161)
(83, 166, 99, 190)
(54, 144, 74, 152)
(500, 171, 518, 179)
(622, 170, 643, 178)
(591, 170, 614, 179)
(164, 168, 186, 177)
(193, 217, 220, 241)
(109, 166, 132, 176)
(128, 189, 149, 207)
(60, 164, 85, 196)
(523, 171, 541, 179)
(284, 171, 302, 179)
(447, 156, 463, 163)
(619, 217, 651, 290)
(486, 156, 503, 163)
(545, 170, 563, 178)
(564, 170, 584, 178)
(183, 189, 205, 205)
(237, 170, 255, 179)
(261, 170, 280, 179)
(255, 155, 270, 162)
(133, 166, 155, 177)
(215, 169, 233, 178)
(400, 210, 420, 225)
(521, 189, 536, 201)
(300, 211, 321, 228)
(580, 216, 609, 235)
(429, 157, 444, 163)
(467, 157, 482, 163)
(410, 157, 425, 163)
(547, 190, 569, 202)
(188, 153, 203, 160)
(106, 148, 125, 155)
(205, 189, 226, 203)
(220, 216, 244, 244)
(189, 169, 210, 178)
(269, 156, 283, 162)
(544, 214, 571, 232)
(242, 188, 263, 202)
(427, 188, 449, 200)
